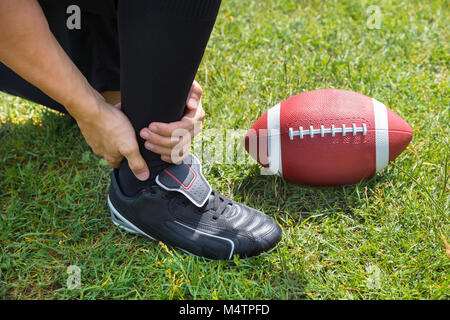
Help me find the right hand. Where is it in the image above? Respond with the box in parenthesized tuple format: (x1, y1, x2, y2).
(75, 98, 150, 181)
(139, 80, 205, 163)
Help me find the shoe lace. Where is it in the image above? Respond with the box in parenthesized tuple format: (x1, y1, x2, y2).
(204, 190, 232, 220)
(174, 190, 231, 220)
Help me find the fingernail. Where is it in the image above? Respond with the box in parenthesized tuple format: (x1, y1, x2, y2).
(150, 125, 158, 133)
(136, 171, 149, 181)
(146, 142, 154, 150)
(188, 98, 198, 108)
(141, 131, 149, 139)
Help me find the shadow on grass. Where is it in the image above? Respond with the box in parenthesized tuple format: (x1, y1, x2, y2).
(0, 108, 79, 160)
(0, 107, 110, 234)
(232, 164, 388, 227)
(229, 165, 391, 298)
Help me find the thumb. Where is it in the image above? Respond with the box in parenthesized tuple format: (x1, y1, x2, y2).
(122, 145, 150, 181)
(186, 82, 202, 110)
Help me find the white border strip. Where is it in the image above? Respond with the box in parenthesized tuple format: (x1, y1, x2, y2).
(267, 103, 282, 176)
(373, 98, 389, 172)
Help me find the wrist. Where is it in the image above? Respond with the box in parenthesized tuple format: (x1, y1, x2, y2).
(64, 86, 105, 123)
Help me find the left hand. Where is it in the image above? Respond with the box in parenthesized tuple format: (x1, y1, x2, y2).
(139, 80, 205, 163)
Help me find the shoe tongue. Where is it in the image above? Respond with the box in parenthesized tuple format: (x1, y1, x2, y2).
(155, 154, 212, 207)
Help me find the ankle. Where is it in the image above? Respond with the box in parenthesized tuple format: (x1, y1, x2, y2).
(117, 160, 170, 196)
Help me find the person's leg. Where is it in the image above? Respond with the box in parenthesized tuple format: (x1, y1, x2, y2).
(116, 0, 222, 196)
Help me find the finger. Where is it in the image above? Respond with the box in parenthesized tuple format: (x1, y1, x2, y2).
(106, 160, 115, 168)
(140, 130, 186, 149)
(191, 126, 201, 138)
(160, 155, 173, 164)
(120, 143, 150, 181)
(197, 105, 206, 121)
(160, 144, 191, 164)
(142, 125, 200, 148)
(144, 139, 191, 156)
(144, 128, 197, 148)
(186, 80, 202, 110)
(111, 156, 123, 168)
(161, 152, 189, 164)
(187, 103, 205, 122)
(192, 79, 202, 93)
(169, 144, 191, 164)
(104, 153, 122, 168)
(107, 159, 121, 169)
(147, 106, 203, 137)
(147, 118, 197, 138)
(144, 142, 172, 156)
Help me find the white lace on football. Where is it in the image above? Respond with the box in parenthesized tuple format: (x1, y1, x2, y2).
(288, 123, 367, 140)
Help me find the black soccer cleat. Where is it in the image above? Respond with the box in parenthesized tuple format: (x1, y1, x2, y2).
(107, 154, 282, 260)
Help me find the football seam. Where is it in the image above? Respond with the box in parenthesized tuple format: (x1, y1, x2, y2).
(285, 117, 371, 133)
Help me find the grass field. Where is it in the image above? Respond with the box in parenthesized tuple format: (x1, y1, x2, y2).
(0, 0, 448, 299)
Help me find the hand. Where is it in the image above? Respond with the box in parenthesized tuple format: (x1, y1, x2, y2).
(139, 80, 205, 163)
(76, 97, 150, 181)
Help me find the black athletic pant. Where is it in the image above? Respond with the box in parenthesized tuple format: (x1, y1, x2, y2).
(0, 0, 222, 196)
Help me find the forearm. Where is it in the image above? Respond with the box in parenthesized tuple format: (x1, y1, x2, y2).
(0, 0, 101, 120)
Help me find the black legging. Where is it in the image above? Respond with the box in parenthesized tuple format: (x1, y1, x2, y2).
(117, 1, 221, 166)
(0, 0, 221, 195)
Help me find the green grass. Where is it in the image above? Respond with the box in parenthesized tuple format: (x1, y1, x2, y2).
(0, 0, 449, 299)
